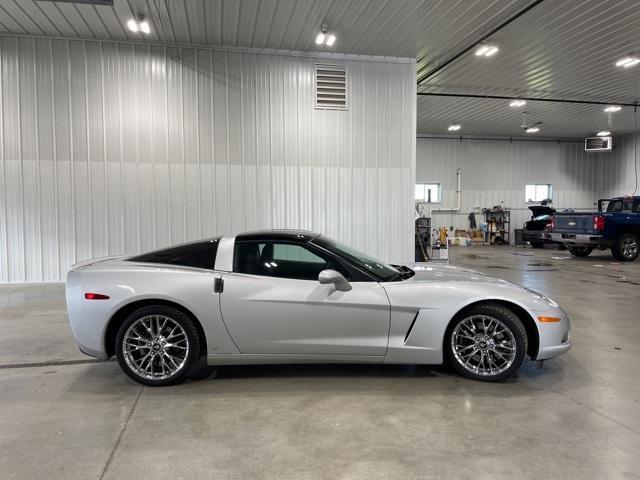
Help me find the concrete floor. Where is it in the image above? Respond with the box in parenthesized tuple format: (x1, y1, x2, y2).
(1, 245, 639, 480)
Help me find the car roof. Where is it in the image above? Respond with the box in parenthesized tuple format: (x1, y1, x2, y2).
(235, 229, 321, 242)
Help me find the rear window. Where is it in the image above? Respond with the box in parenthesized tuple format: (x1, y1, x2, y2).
(607, 199, 634, 213)
(128, 239, 220, 270)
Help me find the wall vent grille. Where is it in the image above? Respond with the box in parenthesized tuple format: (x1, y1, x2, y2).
(315, 64, 348, 110)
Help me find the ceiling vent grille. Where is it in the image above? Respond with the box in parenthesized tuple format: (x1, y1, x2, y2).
(315, 64, 348, 110)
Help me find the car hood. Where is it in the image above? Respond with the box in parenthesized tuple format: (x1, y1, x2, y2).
(403, 262, 501, 284)
(386, 262, 559, 312)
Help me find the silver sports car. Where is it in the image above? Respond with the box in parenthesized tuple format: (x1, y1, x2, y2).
(66, 230, 571, 386)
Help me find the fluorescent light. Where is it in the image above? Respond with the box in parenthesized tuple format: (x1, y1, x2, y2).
(448, 124, 461, 131)
(127, 19, 139, 32)
(604, 105, 621, 113)
(139, 21, 150, 34)
(127, 17, 150, 34)
(597, 130, 611, 136)
(484, 46, 499, 57)
(509, 100, 526, 107)
(615, 56, 640, 68)
(315, 32, 326, 45)
(325, 34, 336, 46)
(526, 127, 540, 133)
(475, 45, 498, 57)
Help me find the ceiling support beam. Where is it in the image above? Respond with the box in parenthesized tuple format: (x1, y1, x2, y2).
(417, 92, 640, 108)
(416, 0, 546, 86)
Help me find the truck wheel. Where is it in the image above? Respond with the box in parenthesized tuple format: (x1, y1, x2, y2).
(568, 246, 593, 257)
(612, 233, 639, 262)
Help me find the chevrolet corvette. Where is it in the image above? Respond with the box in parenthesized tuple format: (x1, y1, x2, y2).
(66, 230, 571, 386)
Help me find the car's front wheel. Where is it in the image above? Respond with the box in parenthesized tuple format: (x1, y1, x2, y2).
(115, 305, 201, 386)
(568, 245, 593, 257)
(446, 304, 527, 382)
(611, 233, 639, 262)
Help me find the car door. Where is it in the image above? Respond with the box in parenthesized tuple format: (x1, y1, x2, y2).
(219, 240, 391, 356)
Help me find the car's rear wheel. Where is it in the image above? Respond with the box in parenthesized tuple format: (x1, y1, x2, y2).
(611, 233, 639, 262)
(568, 245, 593, 257)
(446, 304, 527, 382)
(115, 305, 201, 386)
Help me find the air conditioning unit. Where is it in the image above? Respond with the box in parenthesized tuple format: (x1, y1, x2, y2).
(584, 136, 613, 152)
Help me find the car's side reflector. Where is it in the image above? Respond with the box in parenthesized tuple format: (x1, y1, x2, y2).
(537, 316, 561, 323)
(85, 292, 110, 300)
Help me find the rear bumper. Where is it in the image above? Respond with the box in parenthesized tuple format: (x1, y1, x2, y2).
(550, 233, 612, 246)
(522, 230, 551, 242)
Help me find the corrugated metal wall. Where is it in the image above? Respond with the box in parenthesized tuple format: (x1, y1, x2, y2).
(0, 36, 416, 283)
(416, 136, 625, 238)
(603, 133, 640, 198)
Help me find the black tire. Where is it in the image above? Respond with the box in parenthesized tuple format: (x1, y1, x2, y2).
(530, 241, 544, 248)
(611, 233, 640, 262)
(115, 305, 202, 386)
(568, 245, 593, 257)
(445, 303, 527, 382)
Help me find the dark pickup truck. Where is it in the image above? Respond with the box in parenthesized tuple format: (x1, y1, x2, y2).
(550, 196, 640, 261)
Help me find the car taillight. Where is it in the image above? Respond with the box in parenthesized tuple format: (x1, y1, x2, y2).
(550, 215, 555, 231)
(593, 215, 605, 231)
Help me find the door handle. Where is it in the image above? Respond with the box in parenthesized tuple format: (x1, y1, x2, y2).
(213, 278, 224, 293)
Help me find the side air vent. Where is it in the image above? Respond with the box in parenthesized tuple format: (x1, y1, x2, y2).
(585, 136, 613, 152)
(315, 64, 348, 110)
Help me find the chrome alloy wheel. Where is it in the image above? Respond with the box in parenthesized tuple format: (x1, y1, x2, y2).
(122, 315, 189, 380)
(451, 315, 517, 377)
(621, 237, 639, 259)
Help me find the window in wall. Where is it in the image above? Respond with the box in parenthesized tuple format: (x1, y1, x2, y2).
(525, 184, 552, 203)
(415, 183, 441, 203)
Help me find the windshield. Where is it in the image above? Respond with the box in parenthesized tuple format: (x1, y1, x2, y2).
(312, 236, 401, 281)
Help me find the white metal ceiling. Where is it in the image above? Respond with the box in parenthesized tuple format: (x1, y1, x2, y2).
(0, 0, 639, 138)
(417, 0, 640, 137)
(417, 95, 639, 138)
(0, 0, 525, 57)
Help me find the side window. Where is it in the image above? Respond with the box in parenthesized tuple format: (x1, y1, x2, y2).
(634, 200, 640, 213)
(234, 241, 348, 280)
(128, 239, 220, 270)
(272, 244, 325, 263)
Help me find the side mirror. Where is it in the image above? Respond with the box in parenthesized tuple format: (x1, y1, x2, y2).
(318, 269, 352, 292)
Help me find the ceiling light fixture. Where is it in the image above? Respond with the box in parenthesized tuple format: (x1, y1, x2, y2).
(597, 130, 611, 136)
(509, 100, 526, 107)
(615, 56, 640, 68)
(526, 127, 540, 133)
(315, 25, 336, 47)
(475, 45, 499, 57)
(127, 15, 150, 34)
(448, 124, 461, 131)
(604, 105, 622, 113)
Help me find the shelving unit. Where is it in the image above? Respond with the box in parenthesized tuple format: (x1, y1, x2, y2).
(484, 210, 510, 245)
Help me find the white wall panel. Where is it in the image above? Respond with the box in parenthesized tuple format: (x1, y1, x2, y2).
(0, 36, 416, 283)
(416, 136, 626, 240)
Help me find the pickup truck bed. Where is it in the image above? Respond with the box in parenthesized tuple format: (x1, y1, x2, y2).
(550, 196, 640, 261)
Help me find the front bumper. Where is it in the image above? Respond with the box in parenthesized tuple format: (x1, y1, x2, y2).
(550, 232, 611, 246)
(535, 307, 571, 360)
